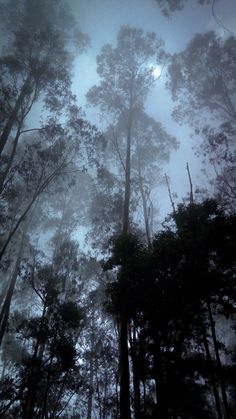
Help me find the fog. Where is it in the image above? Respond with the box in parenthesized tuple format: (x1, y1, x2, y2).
(70, 0, 236, 219)
(0, 0, 236, 417)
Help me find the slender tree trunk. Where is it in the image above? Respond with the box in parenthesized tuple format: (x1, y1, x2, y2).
(0, 221, 28, 347)
(143, 380, 147, 418)
(0, 127, 22, 193)
(119, 315, 131, 419)
(153, 339, 168, 419)
(102, 370, 108, 419)
(86, 348, 94, 419)
(1, 358, 7, 379)
(129, 322, 141, 419)
(137, 147, 152, 247)
(0, 75, 32, 157)
(0, 162, 64, 261)
(22, 302, 47, 419)
(50, 372, 69, 418)
(122, 120, 132, 234)
(119, 113, 132, 419)
(207, 301, 231, 419)
(201, 322, 223, 419)
(41, 356, 53, 419)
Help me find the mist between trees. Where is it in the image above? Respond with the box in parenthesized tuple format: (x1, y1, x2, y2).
(0, 0, 236, 418)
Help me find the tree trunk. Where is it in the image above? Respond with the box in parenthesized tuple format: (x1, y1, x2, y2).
(22, 302, 47, 419)
(0, 221, 28, 347)
(207, 301, 231, 419)
(129, 322, 141, 419)
(119, 316, 131, 419)
(142, 380, 147, 418)
(40, 356, 53, 419)
(122, 119, 132, 234)
(119, 112, 132, 419)
(0, 162, 64, 261)
(0, 127, 22, 194)
(0, 75, 32, 157)
(201, 322, 223, 419)
(153, 339, 168, 419)
(137, 146, 152, 247)
(86, 349, 94, 419)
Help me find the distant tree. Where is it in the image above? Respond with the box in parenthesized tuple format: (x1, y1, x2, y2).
(167, 32, 236, 209)
(87, 25, 165, 234)
(0, 0, 88, 161)
(154, 0, 211, 17)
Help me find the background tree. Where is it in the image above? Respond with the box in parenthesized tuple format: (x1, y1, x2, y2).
(167, 32, 236, 210)
(154, 0, 211, 17)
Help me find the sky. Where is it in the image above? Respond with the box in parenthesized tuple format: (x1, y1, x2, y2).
(69, 0, 236, 221)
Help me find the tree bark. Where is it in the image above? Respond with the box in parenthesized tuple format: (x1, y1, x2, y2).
(129, 322, 141, 419)
(0, 127, 22, 194)
(0, 221, 28, 347)
(201, 322, 223, 419)
(122, 119, 132, 234)
(153, 339, 168, 419)
(22, 301, 47, 419)
(137, 146, 152, 247)
(0, 75, 32, 157)
(0, 162, 65, 261)
(207, 301, 231, 419)
(119, 316, 131, 419)
(86, 338, 95, 419)
(119, 111, 132, 419)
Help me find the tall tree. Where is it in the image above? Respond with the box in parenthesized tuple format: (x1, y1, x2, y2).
(167, 32, 236, 209)
(87, 25, 167, 418)
(0, 0, 88, 160)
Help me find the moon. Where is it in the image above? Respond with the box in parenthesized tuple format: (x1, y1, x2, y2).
(152, 65, 162, 78)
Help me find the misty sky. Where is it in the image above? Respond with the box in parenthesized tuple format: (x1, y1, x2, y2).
(70, 0, 236, 221)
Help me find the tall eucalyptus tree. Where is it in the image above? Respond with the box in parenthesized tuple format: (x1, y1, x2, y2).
(87, 25, 173, 418)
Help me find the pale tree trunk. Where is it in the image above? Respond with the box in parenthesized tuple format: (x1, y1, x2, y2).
(0, 162, 65, 262)
(119, 315, 131, 419)
(122, 120, 132, 234)
(0, 127, 22, 194)
(137, 146, 152, 247)
(119, 112, 132, 419)
(0, 75, 32, 157)
(129, 322, 141, 419)
(0, 219, 29, 347)
(87, 329, 95, 419)
(0, 86, 39, 194)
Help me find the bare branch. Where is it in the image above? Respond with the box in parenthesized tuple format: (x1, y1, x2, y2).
(186, 162, 194, 204)
(212, 0, 236, 37)
(165, 174, 176, 214)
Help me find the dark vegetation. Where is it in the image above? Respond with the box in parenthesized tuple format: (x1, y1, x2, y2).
(0, 0, 235, 417)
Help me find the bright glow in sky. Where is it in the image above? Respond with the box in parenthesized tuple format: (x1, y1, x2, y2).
(151, 65, 162, 79)
(70, 0, 236, 221)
